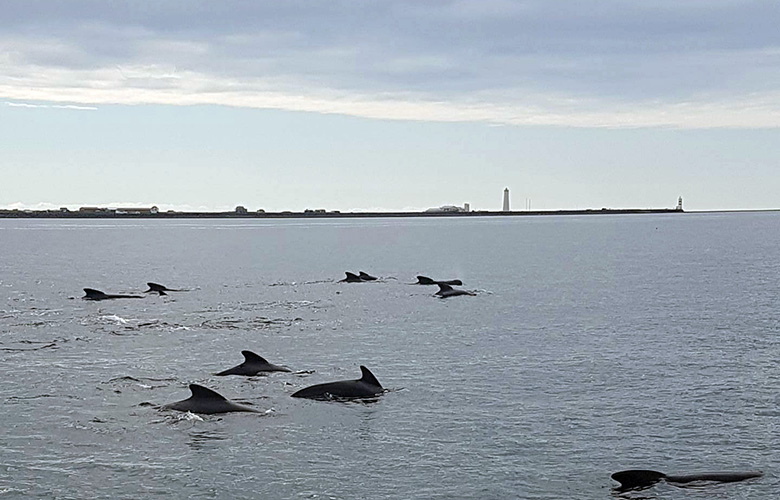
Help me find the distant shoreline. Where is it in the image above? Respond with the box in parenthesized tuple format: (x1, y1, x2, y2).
(0, 208, 687, 218)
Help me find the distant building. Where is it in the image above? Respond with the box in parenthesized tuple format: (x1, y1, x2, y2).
(676, 197, 683, 211)
(235, 206, 248, 214)
(425, 205, 466, 213)
(114, 206, 159, 215)
(78, 206, 109, 214)
(502, 188, 510, 212)
(463, 203, 470, 212)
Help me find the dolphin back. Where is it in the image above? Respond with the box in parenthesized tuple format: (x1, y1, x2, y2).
(665, 471, 764, 484)
(164, 384, 258, 414)
(291, 366, 383, 400)
(611, 469, 763, 491)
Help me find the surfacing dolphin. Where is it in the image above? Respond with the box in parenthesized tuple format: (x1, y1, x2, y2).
(435, 283, 476, 298)
(82, 288, 143, 301)
(163, 384, 259, 414)
(291, 365, 383, 400)
(415, 275, 463, 286)
(339, 272, 364, 283)
(611, 469, 763, 492)
(358, 271, 377, 281)
(144, 282, 185, 296)
(215, 350, 291, 376)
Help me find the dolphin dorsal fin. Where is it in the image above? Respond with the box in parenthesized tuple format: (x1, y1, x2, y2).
(416, 276, 435, 284)
(83, 288, 106, 297)
(189, 384, 228, 401)
(611, 470, 667, 490)
(345, 272, 360, 279)
(359, 366, 382, 388)
(437, 283, 453, 292)
(241, 351, 268, 364)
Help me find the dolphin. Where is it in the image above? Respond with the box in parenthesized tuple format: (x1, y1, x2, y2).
(416, 275, 463, 286)
(435, 283, 476, 298)
(163, 384, 260, 414)
(291, 365, 383, 400)
(358, 271, 378, 281)
(611, 470, 763, 491)
(82, 288, 143, 300)
(144, 282, 184, 296)
(215, 350, 291, 376)
(339, 272, 364, 283)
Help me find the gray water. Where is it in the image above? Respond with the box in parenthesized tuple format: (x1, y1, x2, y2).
(0, 214, 777, 499)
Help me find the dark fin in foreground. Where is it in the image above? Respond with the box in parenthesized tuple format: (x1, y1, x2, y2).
(611, 470, 763, 491)
(215, 350, 291, 376)
(358, 271, 377, 281)
(243, 351, 269, 364)
(290, 365, 384, 400)
(339, 272, 363, 282)
(163, 384, 259, 414)
(83, 288, 110, 300)
(611, 470, 667, 491)
(82, 288, 143, 300)
(358, 365, 381, 386)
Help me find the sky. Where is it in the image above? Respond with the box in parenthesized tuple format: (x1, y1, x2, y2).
(1, 0, 779, 212)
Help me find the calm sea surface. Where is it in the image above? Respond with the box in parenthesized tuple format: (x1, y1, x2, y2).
(1, 214, 777, 499)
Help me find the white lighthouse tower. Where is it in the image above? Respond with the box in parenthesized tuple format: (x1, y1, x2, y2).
(502, 188, 510, 212)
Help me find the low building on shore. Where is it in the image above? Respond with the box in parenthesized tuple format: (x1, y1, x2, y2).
(425, 203, 470, 213)
(114, 206, 159, 215)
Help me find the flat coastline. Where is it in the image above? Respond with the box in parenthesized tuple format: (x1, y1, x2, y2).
(0, 208, 684, 219)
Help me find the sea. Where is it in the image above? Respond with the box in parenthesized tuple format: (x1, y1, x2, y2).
(0, 213, 777, 499)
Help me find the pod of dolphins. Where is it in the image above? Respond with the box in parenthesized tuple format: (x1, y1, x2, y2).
(80, 276, 764, 491)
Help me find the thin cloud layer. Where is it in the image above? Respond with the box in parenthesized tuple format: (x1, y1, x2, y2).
(1, 0, 779, 128)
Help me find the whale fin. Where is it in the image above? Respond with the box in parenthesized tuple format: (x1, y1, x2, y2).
(611, 470, 667, 490)
(359, 366, 382, 388)
(188, 384, 229, 402)
(83, 288, 107, 299)
(241, 350, 268, 364)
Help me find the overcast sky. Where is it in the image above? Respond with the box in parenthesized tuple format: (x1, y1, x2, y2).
(2, 0, 779, 211)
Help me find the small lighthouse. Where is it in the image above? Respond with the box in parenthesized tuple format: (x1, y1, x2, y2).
(676, 196, 683, 211)
(502, 188, 510, 212)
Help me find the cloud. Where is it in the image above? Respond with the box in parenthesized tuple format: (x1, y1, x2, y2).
(5, 101, 97, 110)
(1, 0, 778, 128)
